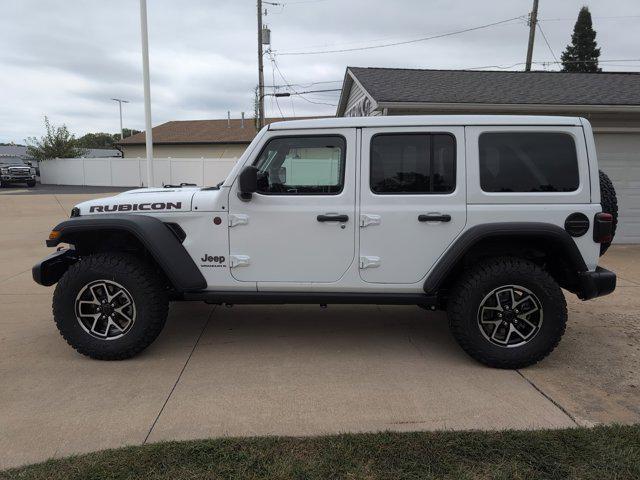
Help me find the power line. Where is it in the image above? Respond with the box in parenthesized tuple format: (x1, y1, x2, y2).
(264, 80, 343, 88)
(291, 88, 341, 94)
(536, 22, 559, 65)
(280, 0, 332, 4)
(268, 55, 285, 118)
(270, 57, 338, 106)
(467, 58, 640, 70)
(275, 15, 526, 56)
(539, 15, 640, 22)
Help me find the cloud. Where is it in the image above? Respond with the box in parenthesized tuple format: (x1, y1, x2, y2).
(1, 0, 639, 142)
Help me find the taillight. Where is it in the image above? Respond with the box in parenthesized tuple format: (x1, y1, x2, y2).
(593, 212, 613, 243)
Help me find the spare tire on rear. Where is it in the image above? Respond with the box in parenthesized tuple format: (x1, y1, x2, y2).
(599, 169, 618, 256)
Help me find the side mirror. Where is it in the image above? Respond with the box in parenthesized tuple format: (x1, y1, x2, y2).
(238, 165, 258, 200)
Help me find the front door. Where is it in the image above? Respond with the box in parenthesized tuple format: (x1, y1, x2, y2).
(359, 127, 466, 284)
(228, 129, 356, 283)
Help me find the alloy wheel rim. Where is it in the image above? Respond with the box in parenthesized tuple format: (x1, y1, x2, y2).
(477, 285, 543, 348)
(74, 280, 136, 340)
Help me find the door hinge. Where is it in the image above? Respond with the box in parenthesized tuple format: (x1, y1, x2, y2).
(359, 256, 381, 269)
(228, 214, 249, 227)
(360, 214, 381, 228)
(230, 255, 250, 268)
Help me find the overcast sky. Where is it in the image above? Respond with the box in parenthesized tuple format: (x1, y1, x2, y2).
(1, 0, 639, 143)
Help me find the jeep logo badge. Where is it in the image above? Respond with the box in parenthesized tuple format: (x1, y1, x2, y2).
(201, 254, 225, 264)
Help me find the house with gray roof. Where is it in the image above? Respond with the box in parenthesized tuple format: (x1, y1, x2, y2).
(336, 67, 640, 243)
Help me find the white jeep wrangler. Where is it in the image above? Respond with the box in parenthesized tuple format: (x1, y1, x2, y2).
(33, 116, 618, 368)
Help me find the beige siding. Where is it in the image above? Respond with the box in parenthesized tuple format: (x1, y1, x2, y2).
(121, 143, 248, 159)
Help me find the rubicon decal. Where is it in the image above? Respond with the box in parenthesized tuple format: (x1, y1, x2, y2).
(89, 202, 182, 213)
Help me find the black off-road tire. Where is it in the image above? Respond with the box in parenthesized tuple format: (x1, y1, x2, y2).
(448, 257, 567, 369)
(53, 253, 169, 360)
(27, 180, 36, 188)
(599, 169, 618, 256)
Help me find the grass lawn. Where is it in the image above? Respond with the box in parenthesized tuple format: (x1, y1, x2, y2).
(2, 425, 639, 480)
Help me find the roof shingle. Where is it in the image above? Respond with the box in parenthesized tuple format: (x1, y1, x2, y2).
(119, 117, 319, 146)
(348, 67, 640, 106)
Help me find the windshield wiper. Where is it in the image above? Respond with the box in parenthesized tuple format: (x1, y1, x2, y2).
(163, 182, 197, 188)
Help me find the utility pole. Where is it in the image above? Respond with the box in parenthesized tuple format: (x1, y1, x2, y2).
(525, 0, 539, 71)
(257, 0, 265, 130)
(111, 98, 129, 140)
(139, 0, 154, 187)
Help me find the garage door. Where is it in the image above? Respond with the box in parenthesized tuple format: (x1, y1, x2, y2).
(595, 133, 640, 243)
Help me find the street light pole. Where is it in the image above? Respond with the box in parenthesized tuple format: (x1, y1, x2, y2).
(139, 0, 154, 187)
(257, 0, 265, 131)
(111, 98, 129, 140)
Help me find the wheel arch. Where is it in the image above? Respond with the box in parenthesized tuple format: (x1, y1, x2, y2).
(46, 215, 206, 292)
(424, 222, 588, 296)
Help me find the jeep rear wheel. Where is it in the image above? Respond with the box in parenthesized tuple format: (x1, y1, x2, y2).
(53, 253, 168, 360)
(447, 257, 567, 369)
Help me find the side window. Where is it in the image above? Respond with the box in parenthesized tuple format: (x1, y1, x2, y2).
(253, 136, 345, 195)
(479, 132, 579, 193)
(370, 133, 455, 194)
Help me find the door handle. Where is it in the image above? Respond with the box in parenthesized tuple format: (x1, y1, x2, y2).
(418, 214, 451, 223)
(317, 214, 349, 222)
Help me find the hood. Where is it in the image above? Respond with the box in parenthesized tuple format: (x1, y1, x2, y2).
(74, 187, 200, 216)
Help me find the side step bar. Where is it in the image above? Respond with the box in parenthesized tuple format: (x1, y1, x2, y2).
(183, 291, 439, 307)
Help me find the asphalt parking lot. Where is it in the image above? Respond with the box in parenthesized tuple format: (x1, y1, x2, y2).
(1, 184, 639, 470)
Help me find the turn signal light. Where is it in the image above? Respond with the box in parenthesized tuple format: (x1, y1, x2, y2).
(593, 212, 613, 243)
(48, 230, 61, 241)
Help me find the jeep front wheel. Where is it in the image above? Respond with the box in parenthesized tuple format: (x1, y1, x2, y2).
(447, 257, 567, 369)
(52, 253, 169, 360)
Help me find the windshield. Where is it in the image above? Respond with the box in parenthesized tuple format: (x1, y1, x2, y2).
(0, 157, 28, 166)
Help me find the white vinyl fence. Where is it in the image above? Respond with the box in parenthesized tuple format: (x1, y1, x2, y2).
(39, 157, 239, 187)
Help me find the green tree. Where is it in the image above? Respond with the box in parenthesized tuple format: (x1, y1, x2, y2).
(76, 129, 142, 149)
(122, 128, 141, 139)
(26, 117, 85, 160)
(561, 6, 601, 72)
(76, 132, 116, 149)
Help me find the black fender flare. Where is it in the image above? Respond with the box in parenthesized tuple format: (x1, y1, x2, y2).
(423, 222, 588, 294)
(45, 215, 206, 292)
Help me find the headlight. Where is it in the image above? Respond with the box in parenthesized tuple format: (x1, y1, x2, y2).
(0, 167, 8, 174)
(30, 167, 36, 175)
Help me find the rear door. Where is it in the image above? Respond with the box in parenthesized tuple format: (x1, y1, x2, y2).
(359, 127, 466, 284)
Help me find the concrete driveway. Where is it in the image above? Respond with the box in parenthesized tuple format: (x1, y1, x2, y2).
(1, 185, 639, 469)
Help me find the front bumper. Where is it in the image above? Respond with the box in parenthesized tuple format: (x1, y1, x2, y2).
(1, 175, 35, 182)
(32, 248, 77, 286)
(576, 267, 616, 300)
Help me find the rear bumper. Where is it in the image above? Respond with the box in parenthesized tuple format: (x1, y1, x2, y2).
(576, 267, 616, 300)
(32, 248, 77, 286)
